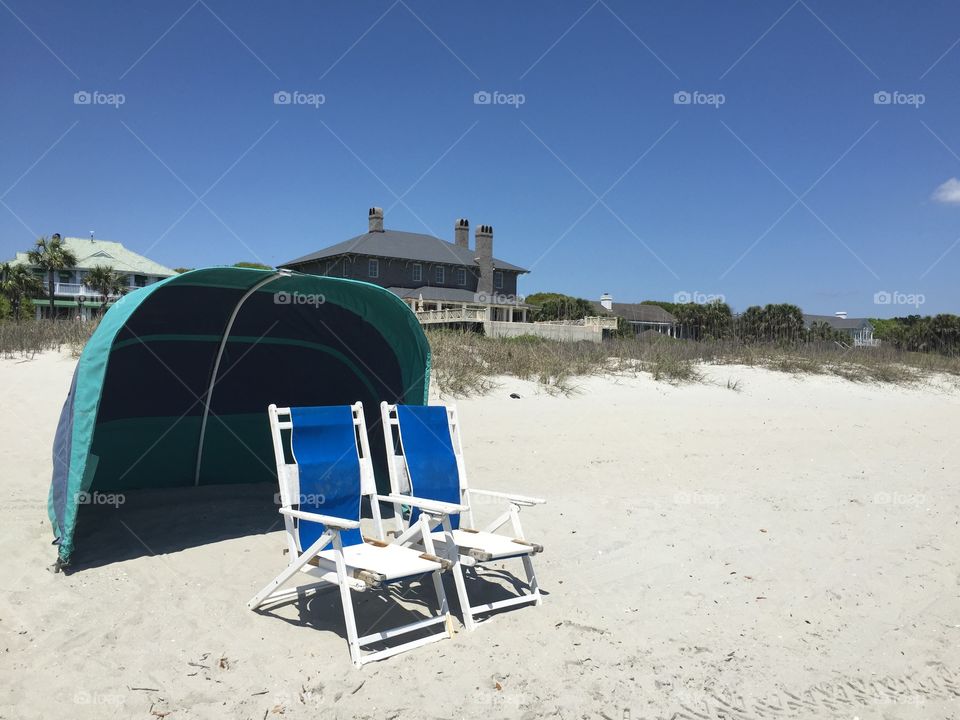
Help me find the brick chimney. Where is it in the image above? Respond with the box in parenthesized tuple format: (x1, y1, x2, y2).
(454, 218, 469, 248)
(368, 206, 384, 233)
(475, 224, 494, 295)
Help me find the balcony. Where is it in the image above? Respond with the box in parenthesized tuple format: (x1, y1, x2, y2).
(415, 307, 487, 325)
(538, 315, 620, 330)
(42, 281, 138, 298)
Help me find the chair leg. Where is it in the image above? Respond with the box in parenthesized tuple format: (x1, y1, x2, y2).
(248, 531, 333, 610)
(510, 509, 542, 606)
(419, 515, 453, 636)
(521, 554, 543, 606)
(442, 516, 476, 631)
(332, 533, 363, 668)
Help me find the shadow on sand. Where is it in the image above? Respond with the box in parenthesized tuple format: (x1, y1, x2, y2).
(66, 482, 281, 571)
(253, 561, 547, 652)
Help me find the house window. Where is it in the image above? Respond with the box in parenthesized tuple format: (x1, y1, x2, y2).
(341, 260, 349, 277)
(456, 267, 466, 286)
(368, 258, 379, 278)
(134, 275, 147, 287)
(494, 270, 503, 290)
(435, 265, 444, 284)
(412, 263, 422, 283)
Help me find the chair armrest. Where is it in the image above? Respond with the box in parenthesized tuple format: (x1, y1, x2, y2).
(468, 488, 546, 506)
(376, 494, 468, 515)
(279, 507, 361, 530)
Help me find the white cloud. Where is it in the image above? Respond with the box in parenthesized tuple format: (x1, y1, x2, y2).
(932, 177, 960, 204)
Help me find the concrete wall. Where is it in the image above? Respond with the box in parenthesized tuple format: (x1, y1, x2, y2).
(484, 321, 603, 343)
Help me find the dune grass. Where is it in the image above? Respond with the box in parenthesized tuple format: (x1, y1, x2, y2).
(0, 318, 98, 359)
(426, 329, 960, 396)
(3, 320, 956, 395)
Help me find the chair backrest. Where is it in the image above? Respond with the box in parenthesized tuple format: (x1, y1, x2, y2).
(389, 404, 465, 530)
(267, 403, 374, 551)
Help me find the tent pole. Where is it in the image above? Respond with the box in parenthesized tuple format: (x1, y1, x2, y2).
(194, 271, 289, 486)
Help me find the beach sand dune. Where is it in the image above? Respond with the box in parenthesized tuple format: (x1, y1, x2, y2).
(2, 353, 958, 719)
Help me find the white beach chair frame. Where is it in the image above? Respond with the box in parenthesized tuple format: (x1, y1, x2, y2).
(248, 402, 454, 668)
(379, 401, 544, 630)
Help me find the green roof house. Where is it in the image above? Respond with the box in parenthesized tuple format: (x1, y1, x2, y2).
(8, 236, 177, 319)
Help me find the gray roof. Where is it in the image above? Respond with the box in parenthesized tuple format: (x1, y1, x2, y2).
(282, 229, 528, 273)
(389, 286, 530, 306)
(591, 301, 677, 324)
(803, 314, 873, 330)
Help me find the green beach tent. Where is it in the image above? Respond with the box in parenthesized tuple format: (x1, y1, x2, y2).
(48, 267, 430, 566)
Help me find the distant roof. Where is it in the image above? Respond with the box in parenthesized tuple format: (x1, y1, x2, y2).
(9, 237, 177, 277)
(282, 229, 528, 273)
(591, 301, 677, 324)
(803, 314, 873, 330)
(388, 286, 530, 306)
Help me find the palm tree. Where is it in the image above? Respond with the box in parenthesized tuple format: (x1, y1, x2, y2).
(26, 235, 78, 320)
(85, 264, 127, 316)
(1, 263, 44, 323)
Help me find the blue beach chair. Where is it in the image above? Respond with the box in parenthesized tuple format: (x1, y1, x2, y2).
(248, 403, 453, 667)
(379, 402, 544, 630)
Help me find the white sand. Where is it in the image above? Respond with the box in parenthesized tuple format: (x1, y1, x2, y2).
(2, 353, 959, 719)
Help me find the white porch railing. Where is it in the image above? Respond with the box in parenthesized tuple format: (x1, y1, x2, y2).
(538, 316, 619, 330)
(415, 307, 487, 324)
(41, 281, 136, 298)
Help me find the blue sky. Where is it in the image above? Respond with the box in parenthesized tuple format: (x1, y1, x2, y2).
(2, 1, 959, 316)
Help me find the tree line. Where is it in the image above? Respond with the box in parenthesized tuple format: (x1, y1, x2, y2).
(526, 291, 959, 354)
(872, 315, 960, 354)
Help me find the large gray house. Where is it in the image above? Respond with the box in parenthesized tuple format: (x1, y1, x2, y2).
(281, 208, 531, 323)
